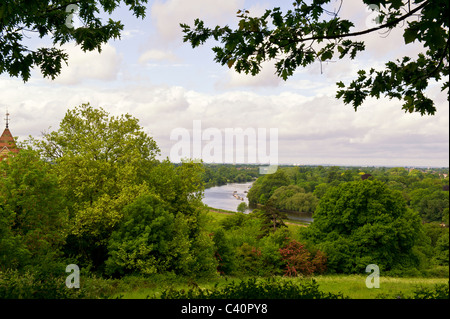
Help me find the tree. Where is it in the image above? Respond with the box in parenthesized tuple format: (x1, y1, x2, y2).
(237, 202, 248, 213)
(0, 149, 67, 270)
(181, 0, 449, 115)
(279, 240, 327, 277)
(105, 194, 177, 276)
(28, 103, 160, 269)
(247, 170, 290, 205)
(257, 198, 287, 238)
(270, 185, 319, 213)
(31, 103, 160, 214)
(212, 228, 236, 275)
(302, 179, 424, 273)
(0, 0, 148, 81)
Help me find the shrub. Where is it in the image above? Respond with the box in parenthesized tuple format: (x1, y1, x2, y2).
(212, 228, 236, 275)
(0, 269, 84, 299)
(279, 240, 327, 277)
(412, 283, 449, 299)
(160, 277, 347, 299)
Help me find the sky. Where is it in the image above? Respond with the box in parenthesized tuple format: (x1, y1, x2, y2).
(0, 0, 448, 167)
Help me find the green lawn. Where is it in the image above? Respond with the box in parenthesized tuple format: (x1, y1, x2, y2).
(307, 275, 448, 299)
(109, 274, 448, 299)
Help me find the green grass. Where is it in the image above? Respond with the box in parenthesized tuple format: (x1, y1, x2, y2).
(108, 274, 448, 299)
(308, 275, 448, 299)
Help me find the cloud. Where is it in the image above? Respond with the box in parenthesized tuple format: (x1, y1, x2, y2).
(215, 61, 283, 89)
(150, 0, 244, 44)
(48, 43, 122, 85)
(138, 49, 180, 64)
(2, 71, 448, 167)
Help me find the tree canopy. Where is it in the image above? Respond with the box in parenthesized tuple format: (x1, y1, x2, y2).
(0, 0, 148, 81)
(181, 0, 449, 115)
(302, 179, 424, 273)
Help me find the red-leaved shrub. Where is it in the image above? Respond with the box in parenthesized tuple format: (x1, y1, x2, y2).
(279, 240, 327, 277)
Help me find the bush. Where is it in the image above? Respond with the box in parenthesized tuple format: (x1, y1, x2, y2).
(279, 240, 327, 277)
(412, 283, 449, 299)
(160, 277, 347, 299)
(212, 228, 236, 275)
(0, 269, 84, 299)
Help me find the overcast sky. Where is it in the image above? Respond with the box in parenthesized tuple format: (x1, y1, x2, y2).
(0, 0, 448, 167)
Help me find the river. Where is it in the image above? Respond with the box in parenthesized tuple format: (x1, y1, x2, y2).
(203, 181, 254, 213)
(203, 182, 313, 224)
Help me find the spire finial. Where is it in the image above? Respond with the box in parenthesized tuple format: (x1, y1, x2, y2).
(5, 109, 9, 129)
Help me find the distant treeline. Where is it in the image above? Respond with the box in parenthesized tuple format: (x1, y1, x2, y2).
(246, 165, 449, 224)
(201, 164, 449, 223)
(201, 164, 259, 188)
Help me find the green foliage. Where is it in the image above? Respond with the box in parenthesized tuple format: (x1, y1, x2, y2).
(271, 185, 318, 213)
(105, 194, 176, 276)
(27, 103, 162, 270)
(279, 240, 327, 277)
(256, 198, 287, 238)
(219, 212, 249, 231)
(433, 232, 449, 266)
(411, 283, 449, 299)
(303, 179, 424, 273)
(0, 149, 67, 271)
(31, 103, 160, 214)
(0, 0, 149, 81)
(202, 164, 258, 187)
(0, 268, 84, 299)
(247, 170, 290, 205)
(212, 228, 236, 275)
(411, 189, 449, 222)
(182, 0, 449, 115)
(236, 202, 248, 213)
(160, 277, 347, 299)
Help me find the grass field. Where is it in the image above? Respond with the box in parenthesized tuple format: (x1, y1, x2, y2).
(110, 274, 448, 299)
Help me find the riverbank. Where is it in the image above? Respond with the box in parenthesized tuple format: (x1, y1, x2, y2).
(204, 206, 308, 228)
(202, 181, 312, 224)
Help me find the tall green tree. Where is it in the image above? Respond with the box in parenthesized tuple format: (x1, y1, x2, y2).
(257, 198, 287, 238)
(0, 149, 67, 271)
(181, 0, 449, 115)
(302, 179, 424, 273)
(31, 103, 160, 214)
(29, 103, 160, 269)
(0, 0, 148, 81)
(105, 194, 177, 276)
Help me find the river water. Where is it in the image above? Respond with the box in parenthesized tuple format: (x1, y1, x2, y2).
(203, 182, 254, 213)
(203, 182, 313, 223)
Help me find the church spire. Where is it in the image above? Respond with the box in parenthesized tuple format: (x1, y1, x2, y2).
(0, 109, 19, 159)
(5, 110, 10, 129)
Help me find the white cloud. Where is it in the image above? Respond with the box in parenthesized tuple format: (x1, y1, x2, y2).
(48, 43, 122, 85)
(2, 75, 447, 167)
(138, 49, 180, 64)
(150, 0, 244, 44)
(216, 61, 282, 89)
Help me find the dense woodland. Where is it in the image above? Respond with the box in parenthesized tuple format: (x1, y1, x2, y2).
(0, 104, 448, 298)
(246, 166, 449, 275)
(201, 164, 259, 188)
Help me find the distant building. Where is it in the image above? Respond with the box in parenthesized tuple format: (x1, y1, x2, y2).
(0, 111, 20, 160)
